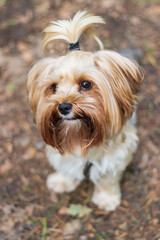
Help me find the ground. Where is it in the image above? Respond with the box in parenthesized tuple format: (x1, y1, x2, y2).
(0, 0, 160, 239)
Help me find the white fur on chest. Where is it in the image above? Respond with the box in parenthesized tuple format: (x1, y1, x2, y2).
(46, 119, 138, 183)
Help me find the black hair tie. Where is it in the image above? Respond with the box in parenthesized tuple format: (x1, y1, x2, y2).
(69, 41, 80, 51)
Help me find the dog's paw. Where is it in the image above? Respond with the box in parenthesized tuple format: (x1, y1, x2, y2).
(46, 172, 80, 193)
(91, 189, 121, 211)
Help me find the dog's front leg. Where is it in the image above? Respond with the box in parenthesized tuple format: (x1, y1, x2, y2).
(91, 171, 122, 211)
(46, 145, 85, 194)
(47, 172, 80, 193)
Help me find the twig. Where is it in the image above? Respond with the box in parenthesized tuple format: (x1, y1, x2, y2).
(23, 224, 43, 240)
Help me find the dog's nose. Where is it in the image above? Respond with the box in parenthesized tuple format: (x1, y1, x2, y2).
(58, 103, 72, 115)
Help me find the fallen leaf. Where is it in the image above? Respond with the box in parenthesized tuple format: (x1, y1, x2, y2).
(23, 147, 37, 160)
(66, 204, 92, 218)
(5, 142, 13, 153)
(0, 160, 13, 174)
(58, 207, 68, 215)
(63, 219, 81, 235)
(118, 222, 127, 230)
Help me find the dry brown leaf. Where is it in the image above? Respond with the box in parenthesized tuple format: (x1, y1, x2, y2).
(63, 219, 81, 235)
(23, 147, 37, 160)
(0, 160, 13, 174)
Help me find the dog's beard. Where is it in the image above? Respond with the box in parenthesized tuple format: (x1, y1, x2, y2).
(39, 105, 106, 156)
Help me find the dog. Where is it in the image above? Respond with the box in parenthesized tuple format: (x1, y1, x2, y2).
(27, 11, 143, 211)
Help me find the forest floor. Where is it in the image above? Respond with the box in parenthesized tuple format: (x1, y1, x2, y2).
(0, 0, 160, 239)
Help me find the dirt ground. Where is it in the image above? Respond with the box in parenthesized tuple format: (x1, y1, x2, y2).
(0, 0, 160, 239)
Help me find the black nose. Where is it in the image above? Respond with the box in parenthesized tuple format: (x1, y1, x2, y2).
(58, 103, 72, 115)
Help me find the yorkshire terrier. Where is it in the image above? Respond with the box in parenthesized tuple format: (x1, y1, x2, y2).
(27, 11, 143, 211)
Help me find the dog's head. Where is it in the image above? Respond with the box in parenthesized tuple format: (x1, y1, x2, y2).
(27, 11, 143, 156)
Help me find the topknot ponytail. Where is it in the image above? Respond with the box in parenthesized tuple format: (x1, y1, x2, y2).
(42, 11, 105, 51)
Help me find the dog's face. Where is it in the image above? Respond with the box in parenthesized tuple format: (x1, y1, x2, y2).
(27, 50, 143, 156)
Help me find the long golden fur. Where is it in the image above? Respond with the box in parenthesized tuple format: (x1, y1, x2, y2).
(27, 52, 143, 156)
(27, 11, 144, 210)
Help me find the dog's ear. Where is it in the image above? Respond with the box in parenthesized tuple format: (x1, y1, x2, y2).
(27, 58, 55, 115)
(94, 51, 144, 121)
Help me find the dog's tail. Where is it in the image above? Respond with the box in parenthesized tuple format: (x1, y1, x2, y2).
(42, 11, 105, 51)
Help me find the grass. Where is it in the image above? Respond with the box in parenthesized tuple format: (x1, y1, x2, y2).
(144, 40, 154, 57)
(6, 82, 15, 92)
(24, 186, 31, 192)
(2, 171, 10, 177)
(41, 218, 47, 240)
(45, 194, 66, 218)
(143, 40, 157, 67)
(30, 195, 66, 240)
(148, 103, 154, 119)
(135, 0, 158, 5)
(6, 19, 18, 26)
(0, 0, 6, 5)
(131, 215, 140, 223)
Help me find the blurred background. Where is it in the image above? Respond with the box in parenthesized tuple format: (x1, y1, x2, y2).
(0, 0, 160, 239)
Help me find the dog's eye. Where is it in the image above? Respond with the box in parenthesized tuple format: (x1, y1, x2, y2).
(80, 81, 92, 91)
(51, 83, 57, 93)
